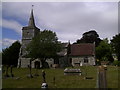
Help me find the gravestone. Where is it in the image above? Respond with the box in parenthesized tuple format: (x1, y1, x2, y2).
(98, 65, 107, 88)
(64, 68, 81, 75)
(41, 83, 48, 88)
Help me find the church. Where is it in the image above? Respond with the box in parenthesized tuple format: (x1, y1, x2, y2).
(17, 8, 96, 68)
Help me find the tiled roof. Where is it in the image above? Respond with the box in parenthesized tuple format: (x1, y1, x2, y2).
(70, 43, 95, 56)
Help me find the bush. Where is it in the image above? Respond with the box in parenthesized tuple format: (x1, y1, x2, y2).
(113, 60, 120, 66)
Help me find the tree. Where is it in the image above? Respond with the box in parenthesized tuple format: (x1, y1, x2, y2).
(75, 30, 102, 47)
(111, 34, 120, 61)
(2, 41, 21, 66)
(26, 30, 62, 68)
(95, 38, 114, 63)
(2, 41, 21, 77)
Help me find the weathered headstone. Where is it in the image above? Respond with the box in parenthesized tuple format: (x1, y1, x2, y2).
(41, 83, 48, 88)
(42, 70, 46, 82)
(98, 65, 107, 88)
(53, 76, 55, 86)
(64, 68, 81, 75)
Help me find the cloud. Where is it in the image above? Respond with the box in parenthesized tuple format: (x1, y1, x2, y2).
(1, 19, 22, 35)
(2, 38, 17, 48)
(2, 2, 118, 43)
(0, 40, 2, 51)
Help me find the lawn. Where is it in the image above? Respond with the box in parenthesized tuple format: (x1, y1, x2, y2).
(2, 66, 118, 88)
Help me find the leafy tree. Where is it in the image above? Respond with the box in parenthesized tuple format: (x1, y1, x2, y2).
(75, 30, 102, 47)
(2, 48, 10, 65)
(113, 60, 120, 66)
(26, 30, 62, 68)
(2, 41, 21, 77)
(2, 41, 21, 66)
(111, 34, 120, 61)
(0, 52, 2, 67)
(95, 38, 114, 63)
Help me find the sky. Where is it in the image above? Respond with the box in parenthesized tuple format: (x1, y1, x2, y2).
(0, 1, 118, 51)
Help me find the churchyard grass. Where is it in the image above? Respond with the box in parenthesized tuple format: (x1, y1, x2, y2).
(2, 66, 118, 88)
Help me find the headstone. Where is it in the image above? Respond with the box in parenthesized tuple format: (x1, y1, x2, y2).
(64, 68, 81, 75)
(98, 66, 107, 88)
(27, 74, 33, 78)
(53, 76, 55, 86)
(41, 83, 48, 88)
(42, 70, 46, 82)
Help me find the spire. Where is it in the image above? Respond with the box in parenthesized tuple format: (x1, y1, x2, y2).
(28, 5, 35, 27)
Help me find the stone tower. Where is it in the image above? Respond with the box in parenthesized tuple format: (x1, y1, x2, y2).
(18, 8, 40, 68)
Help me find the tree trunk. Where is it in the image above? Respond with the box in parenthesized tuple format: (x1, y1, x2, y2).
(10, 65, 14, 77)
(118, 54, 120, 61)
(27, 59, 33, 78)
(41, 58, 46, 68)
(5, 65, 9, 77)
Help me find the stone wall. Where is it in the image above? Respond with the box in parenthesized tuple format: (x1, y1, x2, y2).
(20, 58, 31, 68)
(46, 58, 54, 68)
(59, 56, 69, 68)
(72, 56, 95, 66)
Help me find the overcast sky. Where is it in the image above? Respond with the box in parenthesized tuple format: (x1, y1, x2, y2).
(1, 2, 118, 51)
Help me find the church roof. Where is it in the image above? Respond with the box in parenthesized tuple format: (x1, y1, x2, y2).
(70, 43, 95, 56)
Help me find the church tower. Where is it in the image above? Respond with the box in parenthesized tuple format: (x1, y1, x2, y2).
(18, 7, 40, 68)
(21, 8, 40, 56)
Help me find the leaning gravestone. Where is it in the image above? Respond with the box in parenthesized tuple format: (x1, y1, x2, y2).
(64, 68, 81, 75)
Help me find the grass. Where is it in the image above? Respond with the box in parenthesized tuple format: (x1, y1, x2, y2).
(106, 66, 118, 88)
(2, 66, 118, 88)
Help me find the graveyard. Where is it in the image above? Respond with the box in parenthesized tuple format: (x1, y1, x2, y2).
(2, 66, 118, 88)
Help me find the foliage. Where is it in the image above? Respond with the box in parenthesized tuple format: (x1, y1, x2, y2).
(95, 38, 114, 62)
(113, 60, 120, 66)
(75, 30, 102, 47)
(0, 52, 2, 65)
(111, 34, 120, 61)
(2, 41, 21, 67)
(26, 30, 62, 67)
